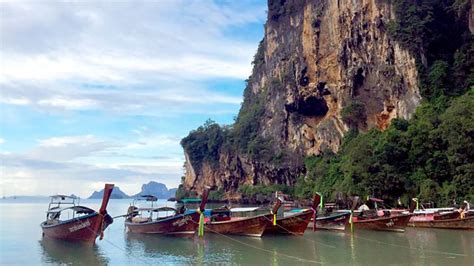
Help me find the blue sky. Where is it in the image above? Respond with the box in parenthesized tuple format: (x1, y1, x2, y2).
(0, 0, 267, 197)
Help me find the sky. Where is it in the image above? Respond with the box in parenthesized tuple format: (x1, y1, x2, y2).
(0, 0, 267, 197)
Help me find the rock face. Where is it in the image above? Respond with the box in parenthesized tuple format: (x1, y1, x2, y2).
(182, 0, 422, 199)
(133, 181, 176, 199)
(88, 186, 129, 199)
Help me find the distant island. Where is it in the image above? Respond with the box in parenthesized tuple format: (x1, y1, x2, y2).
(89, 186, 130, 199)
(132, 181, 177, 199)
(88, 181, 177, 199)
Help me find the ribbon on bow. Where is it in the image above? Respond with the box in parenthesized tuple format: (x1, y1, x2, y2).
(197, 209, 204, 237)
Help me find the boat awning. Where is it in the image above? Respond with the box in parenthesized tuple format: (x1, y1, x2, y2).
(230, 207, 261, 212)
(136, 207, 176, 212)
(369, 197, 384, 203)
(50, 194, 78, 200)
(47, 206, 95, 214)
(139, 195, 158, 201)
(414, 208, 454, 214)
(180, 198, 201, 203)
(288, 208, 307, 213)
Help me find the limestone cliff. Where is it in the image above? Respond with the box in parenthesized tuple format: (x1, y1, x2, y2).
(181, 0, 423, 199)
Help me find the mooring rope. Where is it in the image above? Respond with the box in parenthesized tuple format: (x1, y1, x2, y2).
(262, 214, 337, 248)
(71, 211, 468, 264)
(69, 213, 152, 265)
(191, 219, 323, 264)
(350, 233, 468, 257)
(263, 211, 468, 258)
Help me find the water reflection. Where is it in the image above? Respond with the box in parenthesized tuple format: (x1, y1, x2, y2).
(125, 233, 199, 264)
(40, 238, 108, 265)
(405, 228, 473, 264)
(2, 200, 473, 265)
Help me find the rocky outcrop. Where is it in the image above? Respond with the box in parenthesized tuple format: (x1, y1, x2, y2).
(133, 181, 177, 199)
(89, 186, 129, 199)
(182, 0, 423, 199)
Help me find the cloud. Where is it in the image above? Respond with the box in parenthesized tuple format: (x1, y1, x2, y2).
(1, 80, 243, 115)
(1, 0, 265, 81)
(0, 133, 185, 197)
(28, 135, 117, 162)
(0, 0, 266, 116)
(0, 138, 4, 144)
(0, 0, 267, 196)
(0, 159, 182, 197)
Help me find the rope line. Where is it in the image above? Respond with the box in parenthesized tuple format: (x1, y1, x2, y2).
(60, 213, 152, 265)
(264, 212, 468, 258)
(57, 211, 468, 263)
(351, 234, 468, 257)
(192, 220, 323, 265)
(262, 214, 337, 249)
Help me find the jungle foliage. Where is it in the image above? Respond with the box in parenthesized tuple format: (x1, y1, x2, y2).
(297, 88, 474, 206)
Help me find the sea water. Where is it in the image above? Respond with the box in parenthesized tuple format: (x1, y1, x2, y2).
(0, 198, 473, 265)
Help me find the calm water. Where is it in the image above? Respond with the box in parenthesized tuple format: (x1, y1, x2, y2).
(0, 198, 473, 265)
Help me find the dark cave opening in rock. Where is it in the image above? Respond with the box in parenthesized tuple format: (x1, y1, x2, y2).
(286, 96, 329, 117)
(353, 67, 365, 95)
(299, 67, 309, 86)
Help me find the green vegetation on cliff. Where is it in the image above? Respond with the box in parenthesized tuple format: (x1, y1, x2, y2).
(386, 0, 473, 99)
(181, 119, 226, 174)
(298, 88, 474, 205)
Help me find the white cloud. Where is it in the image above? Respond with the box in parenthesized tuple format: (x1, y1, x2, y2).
(0, 138, 4, 144)
(37, 96, 98, 110)
(1, 80, 243, 115)
(0, 0, 265, 115)
(0, 132, 186, 196)
(0, 0, 265, 82)
(0, 97, 30, 106)
(0, 135, 184, 197)
(0, 0, 267, 196)
(29, 135, 117, 161)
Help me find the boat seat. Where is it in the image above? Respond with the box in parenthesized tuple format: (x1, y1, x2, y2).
(46, 219, 59, 225)
(131, 217, 151, 223)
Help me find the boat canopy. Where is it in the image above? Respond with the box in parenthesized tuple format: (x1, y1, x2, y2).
(47, 206, 95, 214)
(288, 208, 307, 213)
(230, 207, 261, 212)
(139, 195, 158, 201)
(414, 208, 454, 214)
(369, 197, 384, 203)
(50, 194, 78, 200)
(136, 207, 176, 212)
(180, 198, 201, 203)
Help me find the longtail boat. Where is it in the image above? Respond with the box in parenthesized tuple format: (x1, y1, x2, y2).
(125, 188, 209, 236)
(265, 195, 320, 236)
(352, 212, 413, 232)
(351, 198, 413, 232)
(40, 184, 114, 244)
(307, 194, 356, 231)
(408, 200, 474, 229)
(205, 198, 283, 237)
(311, 211, 351, 231)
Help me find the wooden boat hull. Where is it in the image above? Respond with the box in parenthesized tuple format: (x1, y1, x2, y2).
(309, 212, 351, 231)
(125, 212, 200, 236)
(265, 210, 313, 236)
(41, 213, 107, 244)
(353, 213, 412, 232)
(206, 214, 272, 237)
(408, 215, 474, 229)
